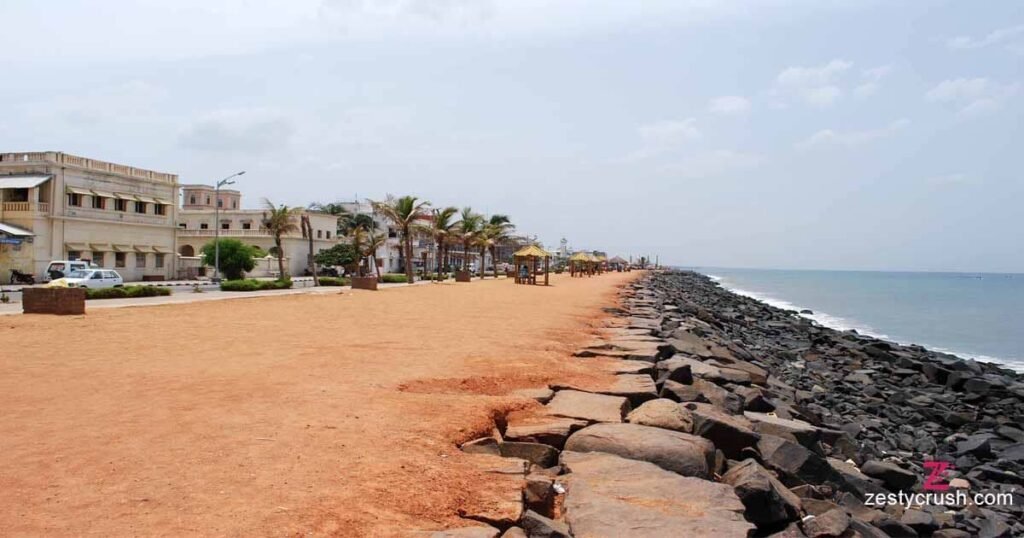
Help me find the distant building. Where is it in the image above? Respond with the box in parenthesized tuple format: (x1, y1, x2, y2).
(0, 151, 178, 281)
(177, 186, 340, 278)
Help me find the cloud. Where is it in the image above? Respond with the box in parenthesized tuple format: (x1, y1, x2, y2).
(708, 95, 751, 115)
(638, 119, 701, 144)
(179, 108, 295, 153)
(853, 65, 892, 99)
(947, 24, 1024, 52)
(795, 119, 909, 150)
(925, 78, 1020, 116)
(774, 59, 851, 107)
(660, 150, 761, 178)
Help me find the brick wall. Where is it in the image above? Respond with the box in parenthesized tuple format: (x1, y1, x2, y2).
(23, 288, 87, 315)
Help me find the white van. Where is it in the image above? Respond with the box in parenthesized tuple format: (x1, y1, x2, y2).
(43, 260, 97, 282)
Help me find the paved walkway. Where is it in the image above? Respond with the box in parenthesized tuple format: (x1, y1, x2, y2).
(0, 276, 482, 315)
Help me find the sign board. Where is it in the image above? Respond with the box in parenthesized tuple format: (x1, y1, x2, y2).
(0, 238, 23, 245)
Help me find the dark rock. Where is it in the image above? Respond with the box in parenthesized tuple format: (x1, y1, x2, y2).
(659, 379, 703, 402)
(499, 442, 559, 468)
(766, 522, 808, 537)
(721, 459, 802, 527)
(518, 510, 570, 538)
(758, 435, 836, 486)
(504, 417, 588, 450)
(873, 517, 919, 537)
(687, 402, 761, 459)
(803, 508, 850, 538)
(900, 509, 937, 535)
(860, 460, 917, 491)
(564, 423, 715, 478)
(745, 412, 822, 450)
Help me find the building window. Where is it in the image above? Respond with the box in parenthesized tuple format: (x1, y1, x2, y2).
(115, 198, 127, 211)
(67, 250, 81, 261)
(317, 230, 323, 239)
(206, 196, 211, 205)
(67, 193, 82, 207)
(154, 204, 166, 216)
(326, 231, 331, 239)
(190, 195, 196, 205)
(221, 222, 230, 230)
(178, 223, 186, 229)
(92, 196, 105, 210)
(242, 222, 251, 230)
(115, 252, 126, 267)
(155, 253, 165, 268)
(134, 201, 146, 214)
(93, 252, 105, 266)
(136, 253, 146, 268)
(232, 200, 237, 209)
(200, 223, 209, 230)
(217, 199, 223, 208)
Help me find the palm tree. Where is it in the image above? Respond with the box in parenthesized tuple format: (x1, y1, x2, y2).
(261, 198, 302, 279)
(485, 214, 513, 278)
(371, 195, 430, 284)
(430, 206, 459, 280)
(455, 207, 483, 272)
(364, 230, 387, 282)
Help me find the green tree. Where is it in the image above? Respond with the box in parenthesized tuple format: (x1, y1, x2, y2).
(455, 207, 483, 272)
(261, 198, 302, 279)
(201, 239, 257, 280)
(315, 243, 358, 268)
(431, 206, 459, 279)
(371, 195, 430, 284)
(482, 214, 513, 278)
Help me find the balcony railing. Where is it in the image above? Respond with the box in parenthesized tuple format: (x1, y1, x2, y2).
(178, 229, 277, 238)
(1, 201, 50, 213)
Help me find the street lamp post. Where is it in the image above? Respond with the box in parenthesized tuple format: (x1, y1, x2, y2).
(213, 171, 245, 282)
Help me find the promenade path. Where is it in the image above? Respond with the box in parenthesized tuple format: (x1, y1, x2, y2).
(0, 272, 637, 536)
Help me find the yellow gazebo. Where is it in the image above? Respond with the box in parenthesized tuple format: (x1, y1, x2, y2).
(569, 251, 594, 277)
(513, 245, 552, 285)
(594, 254, 608, 274)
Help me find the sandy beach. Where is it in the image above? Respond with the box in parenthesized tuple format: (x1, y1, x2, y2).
(0, 272, 638, 537)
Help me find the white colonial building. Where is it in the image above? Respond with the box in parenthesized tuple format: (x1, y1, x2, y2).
(176, 185, 340, 278)
(0, 151, 179, 281)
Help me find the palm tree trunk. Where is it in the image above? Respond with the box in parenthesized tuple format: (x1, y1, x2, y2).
(404, 231, 415, 283)
(491, 246, 499, 278)
(479, 247, 487, 278)
(275, 236, 285, 279)
(436, 238, 443, 281)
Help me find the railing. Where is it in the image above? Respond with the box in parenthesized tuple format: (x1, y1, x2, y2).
(178, 229, 278, 238)
(0, 152, 178, 184)
(63, 206, 171, 225)
(1, 201, 50, 213)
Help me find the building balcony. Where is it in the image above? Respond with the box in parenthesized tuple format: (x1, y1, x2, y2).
(1, 201, 50, 214)
(63, 206, 173, 226)
(178, 229, 275, 238)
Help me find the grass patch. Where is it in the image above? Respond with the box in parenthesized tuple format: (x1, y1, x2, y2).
(381, 274, 408, 284)
(85, 285, 171, 300)
(317, 277, 351, 286)
(220, 278, 293, 292)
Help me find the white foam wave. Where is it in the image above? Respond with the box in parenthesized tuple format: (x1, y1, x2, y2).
(708, 273, 1024, 373)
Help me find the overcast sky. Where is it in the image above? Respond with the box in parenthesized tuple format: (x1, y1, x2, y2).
(2, 1, 1021, 272)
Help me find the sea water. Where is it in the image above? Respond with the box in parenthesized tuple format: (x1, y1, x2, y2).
(690, 268, 1024, 372)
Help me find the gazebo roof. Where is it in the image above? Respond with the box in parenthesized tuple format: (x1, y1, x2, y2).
(513, 244, 552, 258)
(569, 251, 592, 262)
(609, 256, 628, 264)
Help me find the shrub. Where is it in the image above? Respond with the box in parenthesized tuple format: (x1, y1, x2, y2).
(314, 243, 358, 268)
(220, 278, 294, 292)
(85, 285, 171, 300)
(317, 277, 351, 287)
(381, 273, 408, 283)
(200, 239, 259, 280)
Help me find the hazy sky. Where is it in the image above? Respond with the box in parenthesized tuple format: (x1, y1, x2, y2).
(2, 1, 1021, 272)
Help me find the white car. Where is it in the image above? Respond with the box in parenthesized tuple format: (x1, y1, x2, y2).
(62, 269, 124, 289)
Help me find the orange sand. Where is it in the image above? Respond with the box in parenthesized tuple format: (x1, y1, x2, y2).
(0, 271, 638, 536)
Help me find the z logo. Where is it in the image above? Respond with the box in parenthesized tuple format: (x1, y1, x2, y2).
(922, 461, 952, 491)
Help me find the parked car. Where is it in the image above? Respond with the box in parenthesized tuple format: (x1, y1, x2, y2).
(61, 269, 124, 289)
(43, 260, 97, 282)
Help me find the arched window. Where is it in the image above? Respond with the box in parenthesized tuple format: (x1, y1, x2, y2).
(179, 245, 195, 257)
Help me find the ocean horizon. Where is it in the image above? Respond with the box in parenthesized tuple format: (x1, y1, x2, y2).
(683, 267, 1024, 372)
